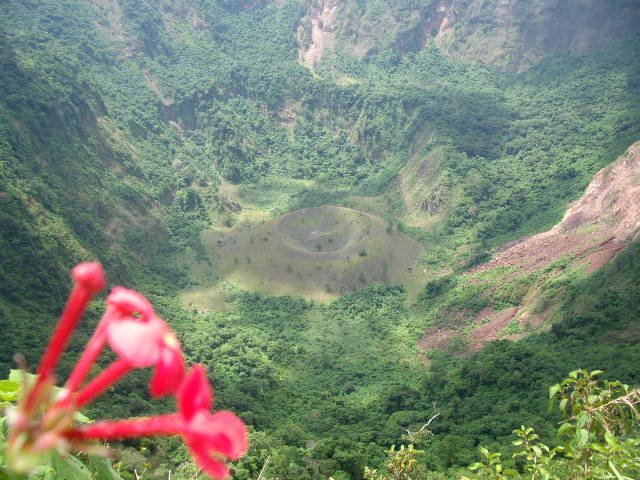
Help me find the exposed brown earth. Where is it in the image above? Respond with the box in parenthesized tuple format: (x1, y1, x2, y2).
(295, 0, 639, 71)
(297, 0, 340, 69)
(417, 327, 459, 351)
(475, 142, 640, 277)
(468, 306, 520, 350)
(419, 141, 640, 353)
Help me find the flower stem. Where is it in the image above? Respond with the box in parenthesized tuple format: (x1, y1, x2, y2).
(74, 358, 132, 408)
(67, 414, 185, 440)
(26, 263, 104, 413)
(38, 285, 94, 381)
(38, 263, 105, 381)
(63, 321, 108, 395)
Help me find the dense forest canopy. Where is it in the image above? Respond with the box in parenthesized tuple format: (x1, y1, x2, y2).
(0, 1, 639, 478)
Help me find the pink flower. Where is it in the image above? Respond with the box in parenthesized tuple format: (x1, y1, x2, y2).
(177, 366, 249, 479)
(185, 411, 249, 479)
(9, 262, 247, 480)
(65, 287, 185, 405)
(105, 286, 154, 319)
(39, 262, 106, 380)
(25, 262, 105, 413)
(105, 288, 185, 397)
(68, 366, 249, 480)
(177, 364, 213, 419)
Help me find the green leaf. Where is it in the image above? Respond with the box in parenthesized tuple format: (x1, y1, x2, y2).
(88, 456, 124, 480)
(73, 411, 91, 424)
(8, 370, 34, 388)
(576, 411, 589, 428)
(559, 398, 568, 413)
(604, 433, 621, 449)
(47, 451, 93, 480)
(589, 443, 608, 453)
(557, 422, 573, 437)
(549, 383, 561, 399)
(0, 381, 20, 402)
(608, 460, 629, 480)
(576, 428, 589, 447)
(0, 468, 14, 480)
(7, 371, 91, 423)
(27, 464, 56, 480)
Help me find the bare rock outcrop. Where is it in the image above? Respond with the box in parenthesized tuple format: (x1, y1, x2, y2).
(478, 142, 640, 276)
(419, 141, 640, 354)
(297, 0, 341, 68)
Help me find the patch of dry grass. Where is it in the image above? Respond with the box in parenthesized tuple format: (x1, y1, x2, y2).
(194, 206, 424, 302)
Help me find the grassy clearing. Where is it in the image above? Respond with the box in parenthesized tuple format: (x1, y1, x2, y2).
(180, 281, 242, 313)
(183, 175, 427, 305)
(217, 177, 316, 226)
(194, 205, 424, 302)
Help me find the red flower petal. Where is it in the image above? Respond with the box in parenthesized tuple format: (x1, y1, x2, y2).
(149, 344, 185, 397)
(188, 441, 230, 480)
(106, 318, 165, 367)
(178, 365, 213, 420)
(68, 414, 185, 440)
(107, 287, 154, 319)
(31, 262, 106, 406)
(187, 411, 249, 461)
(71, 262, 106, 292)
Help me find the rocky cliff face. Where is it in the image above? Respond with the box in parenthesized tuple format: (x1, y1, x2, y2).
(419, 141, 640, 353)
(476, 141, 640, 281)
(297, 0, 640, 71)
(436, 0, 640, 70)
(296, 0, 341, 68)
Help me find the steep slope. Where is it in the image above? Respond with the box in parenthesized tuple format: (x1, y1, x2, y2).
(418, 141, 640, 352)
(297, 0, 640, 71)
(3, 1, 638, 367)
(479, 142, 640, 275)
(1, 2, 640, 478)
(428, 0, 640, 71)
(0, 0, 212, 374)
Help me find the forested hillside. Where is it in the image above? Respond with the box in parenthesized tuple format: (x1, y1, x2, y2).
(298, 0, 640, 71)
(0, 1, 639, 478)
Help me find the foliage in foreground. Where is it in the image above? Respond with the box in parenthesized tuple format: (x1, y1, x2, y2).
(370, 369, 640, 480)
(0, 262, 248, 480)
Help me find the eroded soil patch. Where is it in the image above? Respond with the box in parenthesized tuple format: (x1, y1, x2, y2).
(418, 142, 640, 354)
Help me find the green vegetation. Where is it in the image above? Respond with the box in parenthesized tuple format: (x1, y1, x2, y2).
(463, 369, 640, 480)
(191, 206, 423, 301)
(0, 0, 639, 478)
(160, 244, 640, 478)
(366, 369, 640, 480)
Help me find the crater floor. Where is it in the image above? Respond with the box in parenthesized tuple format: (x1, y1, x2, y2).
(190, 206, 424, 302)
